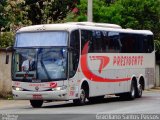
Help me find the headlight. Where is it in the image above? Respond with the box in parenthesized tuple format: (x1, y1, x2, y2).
(12, 86, 24, 91)
(52, 85, 67, 91)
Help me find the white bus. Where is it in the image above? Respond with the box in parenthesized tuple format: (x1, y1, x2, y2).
(11, 22, 155, 108)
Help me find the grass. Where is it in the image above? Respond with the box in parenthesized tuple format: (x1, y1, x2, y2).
(0, 92, 13, 100)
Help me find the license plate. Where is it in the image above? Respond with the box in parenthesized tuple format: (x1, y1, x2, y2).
(32, 94, 43, 99)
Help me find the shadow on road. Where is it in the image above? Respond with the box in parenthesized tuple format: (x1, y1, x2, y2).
(41, 96, 139, 109)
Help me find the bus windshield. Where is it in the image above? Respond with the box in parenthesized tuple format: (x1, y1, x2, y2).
(12, 47, 67, 82)
(15, 31, 68, 47)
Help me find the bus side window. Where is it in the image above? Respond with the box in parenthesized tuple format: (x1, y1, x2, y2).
(101, 31, 108, 52)
(120, 33, 136, 53)
(81, 30, 92, 53)
(89, 30, 106, 53)
(88, 31, 95, 53)
(143, 35, 154, 53)
(91, 31, 101, 53)
(147, 35, 154, 53)
(81, 30, 92, 52)
(108, 32, 120, 53)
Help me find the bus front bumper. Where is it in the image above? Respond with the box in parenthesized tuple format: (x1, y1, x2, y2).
(12, 90, 68, 100)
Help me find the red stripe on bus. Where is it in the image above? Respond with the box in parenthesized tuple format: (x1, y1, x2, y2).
(81, 41, 130, 82)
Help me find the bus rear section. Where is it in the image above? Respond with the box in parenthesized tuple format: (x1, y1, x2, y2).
(78, 29, 154, 102)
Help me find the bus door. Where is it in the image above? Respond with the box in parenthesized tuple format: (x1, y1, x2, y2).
(68, 30, 80, 99)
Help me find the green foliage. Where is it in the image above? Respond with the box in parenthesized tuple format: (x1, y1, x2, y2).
(0, 0, 9, 31)
(155, 40, 160, 54)
(0, 0, 78, 31)
(75, 0, 160, 32)
(70, 0, 160, 52)
(116, 0, 160, 33)
(25, 0, 78, 24)
(68, 0, 110, 22)
(0, 91, 13, 100)
(5, 0, 31, 32)
(0, 32, 14, 48)
(0, 0, 78, 48)
(63, 12, 79, 22)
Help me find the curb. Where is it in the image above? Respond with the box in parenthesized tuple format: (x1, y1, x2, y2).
(145, 87, 160, 92)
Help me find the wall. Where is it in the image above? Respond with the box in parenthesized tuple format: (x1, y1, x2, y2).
(156, 64, 160, 87)
(0, 49, 12, 96)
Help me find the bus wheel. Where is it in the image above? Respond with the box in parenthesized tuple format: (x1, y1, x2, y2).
(73, 88, 86, 105)
(136, 84, 143, 98)
(30, 100, 43, 108)
(127, 80, 136, 100)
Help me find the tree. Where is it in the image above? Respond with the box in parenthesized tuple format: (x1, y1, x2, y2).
(0, 0, 9, 32)
(68, 0, 160, 52)
(107, 0, 160, 53)
(64, 0, 109, 22)
(0, 32, 14, 48)
(0, 0, 80, 48)
(0, 0, 9, 47)
(116, 0, 160, 39)
(0, 0, 29, 48)
(6, 0, 31, 32)
(25, 0, 79, 24)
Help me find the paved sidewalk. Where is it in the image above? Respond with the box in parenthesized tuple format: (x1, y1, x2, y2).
(0, 100, 29, 109)
(145, 87, 160, 92)
(152, 87, 160, 90)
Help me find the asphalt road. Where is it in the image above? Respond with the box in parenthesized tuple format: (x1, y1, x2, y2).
(0, 90, 160, 120)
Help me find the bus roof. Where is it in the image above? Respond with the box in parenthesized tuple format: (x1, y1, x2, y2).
(17, 22, 153, 35)
(66, 22, 122, 29)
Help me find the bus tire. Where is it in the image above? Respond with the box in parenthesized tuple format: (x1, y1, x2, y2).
(73, 88, 86, 105)
(136, 84, 143, 98)
(30, 100, 43, 108)
(127, 80, 136, 100)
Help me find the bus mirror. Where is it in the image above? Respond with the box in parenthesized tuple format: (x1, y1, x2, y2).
(5, 46, 13, 64)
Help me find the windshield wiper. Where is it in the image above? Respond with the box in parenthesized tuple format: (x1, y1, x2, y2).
(40, 60, 51, 80)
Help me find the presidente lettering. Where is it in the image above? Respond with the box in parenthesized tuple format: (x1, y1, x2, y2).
(113, 56, 143, 66)
(29, 83, 45, 87)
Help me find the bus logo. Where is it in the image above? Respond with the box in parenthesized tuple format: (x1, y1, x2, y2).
(35, 86, 39, 91)
(50, 82, 57, 88)
(90, 56, 110, 73)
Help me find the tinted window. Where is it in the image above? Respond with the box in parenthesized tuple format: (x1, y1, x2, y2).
(107, 32, 121, 53)
(144, 35, 154, 53)
(89, 31, 120, 53)
(120, 33, 136, 53)
(81, 30, 153, 53)
(120, 33, 154, 53)
(89, 30, 103, 53)
(69, 30, 80, 78)
(81, 30, 92, 54)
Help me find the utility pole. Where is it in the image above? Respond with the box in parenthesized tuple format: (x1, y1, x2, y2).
(87, 0, 93, 22)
